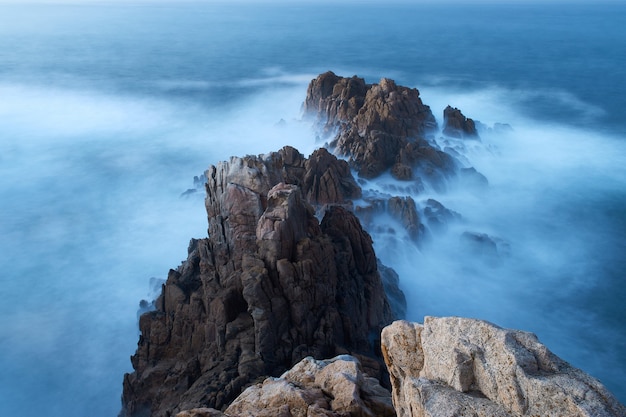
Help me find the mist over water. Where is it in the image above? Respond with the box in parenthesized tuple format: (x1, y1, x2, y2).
(0, 79, 316, 416)
(370, 86, 626, 397)
(1, 2, 625, 416)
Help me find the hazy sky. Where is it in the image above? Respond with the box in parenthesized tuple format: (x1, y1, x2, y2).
(0, 0, 616, 4)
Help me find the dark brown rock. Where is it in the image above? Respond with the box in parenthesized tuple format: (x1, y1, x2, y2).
(303, 147, 361, 205)
(303, 71, 368, 137)
(121, 147, 402, 417)
(391, 162, 413, 181)
(377, 261, 407, 320)
(304, 72, 452, 185)
(388, 196, 422, 241)
(442, 105, 479, 139)
(397, 139, 457, 192)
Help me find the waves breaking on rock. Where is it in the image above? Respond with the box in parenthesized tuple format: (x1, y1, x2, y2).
(121, 144, 404, 417)
(121, 72, 625, 417)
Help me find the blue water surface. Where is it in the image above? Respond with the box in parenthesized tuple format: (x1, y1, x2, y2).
(0, 2, 624, 416)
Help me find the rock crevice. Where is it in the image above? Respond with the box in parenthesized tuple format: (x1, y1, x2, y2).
(303, 71, 455, 187)
(381, 318, 626, 417)
(121, 146, 403, 417)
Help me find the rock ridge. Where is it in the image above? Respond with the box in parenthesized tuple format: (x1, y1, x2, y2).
(121, 146, 404, 417)
(303, 71, 491, 245)
(118, 72, 623, 417)
(303, 71, 456, 188)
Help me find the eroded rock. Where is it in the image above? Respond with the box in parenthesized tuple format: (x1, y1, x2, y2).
(177, 355, 395, 417)
(443, 105, 479, 139)
(121, 146, 403, 417)
(304, 71, 458, 188)
(224, 356, 395, 417)
(381, 317, 626, 417)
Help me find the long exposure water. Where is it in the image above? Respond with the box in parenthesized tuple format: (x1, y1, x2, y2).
(0, 2, 624, 416)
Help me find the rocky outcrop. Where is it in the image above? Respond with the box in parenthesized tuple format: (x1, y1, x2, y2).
(381, 318, 626, 417)
(354, 195, 428, 243)
(304, 71, 456, 186)
(121, 146, 403, 417)
(442, 105, 479, 139)
(422, 199, 461, 233)
(387, 196, 422, 242)
(175, 355, 395, 417)
(304, 72, 493, 244)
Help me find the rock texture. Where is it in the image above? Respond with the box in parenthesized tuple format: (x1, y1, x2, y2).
(303, 71, 456, 186)
(176, 355, 395, 417)
(381, 318, 626, 417)
(442, 105, 479, 139)
(121, 146, 403, 417)
(303, 72, 493, 243)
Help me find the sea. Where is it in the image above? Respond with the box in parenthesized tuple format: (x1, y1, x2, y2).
(0, 1, 624, 416)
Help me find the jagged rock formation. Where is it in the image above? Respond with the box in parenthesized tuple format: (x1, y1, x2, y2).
(303, 71, 488, 244)
(303, 71, 456, 186)
(121, 146, 404, 417)
(176, 355, 395, 417)
(381, 318, 626, 417)
(355, 195, 424, 244)
(442, 105, 479, 139)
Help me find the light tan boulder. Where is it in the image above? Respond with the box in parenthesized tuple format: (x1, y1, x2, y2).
(382, 317, 626, 417)
(176, 409, 225, 417)
(223, 355, 395, 417)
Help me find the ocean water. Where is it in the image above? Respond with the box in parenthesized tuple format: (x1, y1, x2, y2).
(0, 2, 624, 416)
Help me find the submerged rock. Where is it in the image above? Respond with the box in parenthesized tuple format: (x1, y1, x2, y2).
(121, 146, 403, 417)
(423, 198, 462, 233)
(460, 231, 510, 262)
(381, 318, 626, 417)
(459, 166, 489, 188)
(460, 231, 499, 258)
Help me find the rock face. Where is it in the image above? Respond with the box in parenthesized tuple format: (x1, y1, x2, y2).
(121, 146, 402, 417)
(381, 318, 626, 417)
(176, 355, 395, 417)
(303, 71, 456, 186)
(304, 71, 492, 243)
(442, 105, 479, 139)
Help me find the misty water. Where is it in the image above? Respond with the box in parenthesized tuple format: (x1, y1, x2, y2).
(0, 2, 625, 416)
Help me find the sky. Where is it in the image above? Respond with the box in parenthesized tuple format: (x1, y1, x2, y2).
(0, 0, 619, 4)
